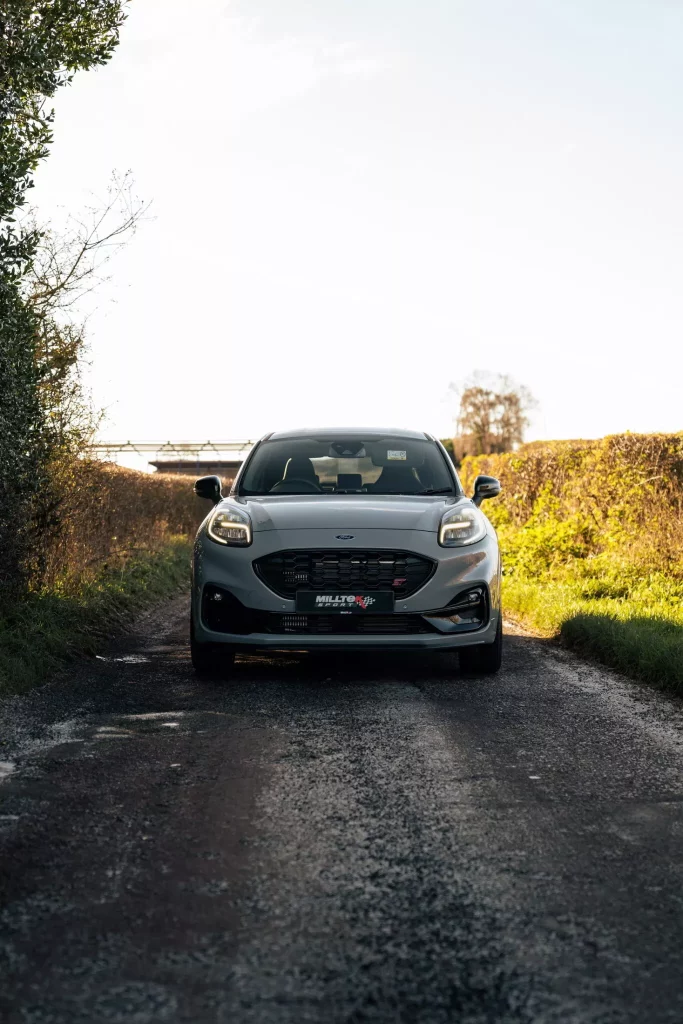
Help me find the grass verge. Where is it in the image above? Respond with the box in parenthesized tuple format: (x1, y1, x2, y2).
(504, 575, 683, 694)
(0, 537, 191, 697)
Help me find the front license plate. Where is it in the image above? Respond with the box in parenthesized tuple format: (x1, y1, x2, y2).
(296, 591, 395, 614)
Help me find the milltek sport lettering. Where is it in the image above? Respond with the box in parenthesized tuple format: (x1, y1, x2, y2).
(314, 595, 376, 609)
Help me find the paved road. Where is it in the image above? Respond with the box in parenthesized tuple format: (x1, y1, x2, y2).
(1, 598, 683, 1023)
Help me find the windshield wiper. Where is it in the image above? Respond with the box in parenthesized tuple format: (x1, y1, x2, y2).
(416, 488, 454, 495)
(369, 488, 455, 495)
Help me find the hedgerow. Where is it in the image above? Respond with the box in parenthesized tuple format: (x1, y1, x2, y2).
(460, 434, 683, 690)
(0, 461, 204, 693)
(460, 433, 683, 579)
(27, 459, 206, 594)
(0, 537, 193, 695)
(0, 2, 126, 597)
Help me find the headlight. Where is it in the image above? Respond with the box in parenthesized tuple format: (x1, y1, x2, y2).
(207, 506, 252, 546)
(439, 504, 486, 547)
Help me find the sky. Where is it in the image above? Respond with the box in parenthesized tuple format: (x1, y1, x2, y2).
(32, 0, 683, 452)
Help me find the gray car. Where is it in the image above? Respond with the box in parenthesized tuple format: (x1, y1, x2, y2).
(191, 428, 502, 676)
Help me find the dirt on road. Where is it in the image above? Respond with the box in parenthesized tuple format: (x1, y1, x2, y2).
(1, 596, 683, 1023)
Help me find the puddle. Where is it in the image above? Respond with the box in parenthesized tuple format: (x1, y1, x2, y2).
(95, 654, 150, 664)
(124, 712, 186, 721)
(0, 720, 84, 780)
(95, 727, 133, 740)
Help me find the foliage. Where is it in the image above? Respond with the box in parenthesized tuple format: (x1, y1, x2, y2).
(0, 1, 126, 267)
(460, 433, 683, 690)
(0, 284, 46, 591)
(24, 172, 147, 452)
(450, 372, 536, 459)
(460, 433, 683, 578)
(439, 437, 457, 464)
(0, 538, 191, 695)
(1, 454, 203, 694)
(504, 574, 683, 693)
(0, 0, 127, 595)
(27, 459, 207, 593)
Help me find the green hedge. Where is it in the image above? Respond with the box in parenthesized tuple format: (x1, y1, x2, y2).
(460, 434, 683, 691)
(0, 538, 192, 695)
(27, 458, 208, 594)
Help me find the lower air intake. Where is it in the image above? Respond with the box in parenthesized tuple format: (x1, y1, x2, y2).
(267, 614, 436, 636)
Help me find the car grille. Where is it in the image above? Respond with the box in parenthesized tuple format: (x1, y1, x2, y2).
(267, 614, 436, 635)
(253, 549, 435, 599)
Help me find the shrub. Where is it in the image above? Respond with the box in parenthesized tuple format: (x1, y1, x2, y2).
(459, 433, 683, 579)
(461, 433, 683, 690)
(25, 459, 207, 594)
(0, 2, 127, 596)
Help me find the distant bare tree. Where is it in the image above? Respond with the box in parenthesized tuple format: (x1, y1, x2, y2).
(450, 372, 536, 458)
(21, 171, 149, 448)
(25, 171, 147, 320)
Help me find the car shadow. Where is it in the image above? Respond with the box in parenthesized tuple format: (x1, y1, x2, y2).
(223, 647, 491, 687)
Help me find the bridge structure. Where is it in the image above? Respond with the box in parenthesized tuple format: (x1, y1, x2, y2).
(89, 440, 256, 480)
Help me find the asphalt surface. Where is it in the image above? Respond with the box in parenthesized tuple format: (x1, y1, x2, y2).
(1, 598, 683, 1023)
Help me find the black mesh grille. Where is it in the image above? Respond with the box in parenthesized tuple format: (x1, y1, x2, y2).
(202, 585, 436, 636)
(267, 614, 436, 635)
(254, 549, 435, 599)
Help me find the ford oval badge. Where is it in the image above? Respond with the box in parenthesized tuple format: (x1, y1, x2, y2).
(335, 534, 354, 540)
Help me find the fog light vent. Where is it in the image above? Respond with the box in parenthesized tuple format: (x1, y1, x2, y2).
(423, 587, 488, 634)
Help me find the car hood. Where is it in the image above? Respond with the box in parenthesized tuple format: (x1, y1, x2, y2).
(228, 494, 465, 533)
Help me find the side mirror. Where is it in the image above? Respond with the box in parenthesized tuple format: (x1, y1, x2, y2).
(194, 475, 223, 504)
(472, 474, 501, 507)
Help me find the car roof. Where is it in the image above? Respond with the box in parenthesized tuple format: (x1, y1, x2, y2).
(265, 427, 431, 441)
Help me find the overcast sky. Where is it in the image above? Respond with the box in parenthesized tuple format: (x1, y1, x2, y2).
(32, 0, 683, 446)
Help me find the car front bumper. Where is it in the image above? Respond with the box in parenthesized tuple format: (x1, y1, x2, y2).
(192, 526, 501, 652)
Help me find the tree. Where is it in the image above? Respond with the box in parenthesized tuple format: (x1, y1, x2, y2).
(0, 2, 126, 270)
(21, 174, 147, 585)
(450, 372, 536, 458)
(439, 437, 457, 463)
(25, 171, 148, 449)
(0, 1, 127, 593)
(0, 286, 44, 591)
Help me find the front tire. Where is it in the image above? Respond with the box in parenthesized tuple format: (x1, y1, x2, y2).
(190, 612, 235, 678)
(459, 615, 503, 675)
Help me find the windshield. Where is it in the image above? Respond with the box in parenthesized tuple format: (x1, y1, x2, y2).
(239, 434, 457, 496)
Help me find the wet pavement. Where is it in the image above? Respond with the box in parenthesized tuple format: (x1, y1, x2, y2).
(1, 596, 683, 1023)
